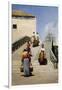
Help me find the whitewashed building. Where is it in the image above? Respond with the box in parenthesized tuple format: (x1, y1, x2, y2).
(12, 10, 36, 43)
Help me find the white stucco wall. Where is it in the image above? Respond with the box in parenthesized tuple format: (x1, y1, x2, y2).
(12, 17, 36, 43)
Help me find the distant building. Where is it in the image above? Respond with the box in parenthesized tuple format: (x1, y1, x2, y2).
(12, 10, 36, 43)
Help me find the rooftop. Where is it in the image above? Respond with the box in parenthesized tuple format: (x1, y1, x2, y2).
(12, 10, 35, 18)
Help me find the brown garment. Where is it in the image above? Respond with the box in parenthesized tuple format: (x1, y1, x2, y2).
(21, 51, 31, 63)
(39, 50, 46, 61)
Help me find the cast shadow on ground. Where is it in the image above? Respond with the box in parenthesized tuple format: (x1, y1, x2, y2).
(21, 74, 35, 77)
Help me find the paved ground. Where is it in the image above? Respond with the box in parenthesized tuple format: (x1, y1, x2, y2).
(12, 44, 58, 85)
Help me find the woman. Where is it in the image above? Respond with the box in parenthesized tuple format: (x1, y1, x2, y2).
(38, 44, 47, 65)
(21, 49, 30, 76)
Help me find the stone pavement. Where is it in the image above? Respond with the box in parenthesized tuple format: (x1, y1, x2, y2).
(12, 44, 58, 85)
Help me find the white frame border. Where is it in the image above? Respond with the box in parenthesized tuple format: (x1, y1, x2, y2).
(8, 0, 59, 88)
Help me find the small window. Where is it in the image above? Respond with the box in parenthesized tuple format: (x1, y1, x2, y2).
(13, 24, 17, 29)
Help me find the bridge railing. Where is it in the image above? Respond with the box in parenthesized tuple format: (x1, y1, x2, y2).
(12, 36, 30, 53)
(49, 49, 58, 69)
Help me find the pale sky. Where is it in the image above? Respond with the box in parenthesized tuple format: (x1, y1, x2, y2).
(12, 4, 58, 42)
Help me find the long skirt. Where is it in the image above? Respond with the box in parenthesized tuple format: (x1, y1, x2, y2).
(23, 58, 30, 76)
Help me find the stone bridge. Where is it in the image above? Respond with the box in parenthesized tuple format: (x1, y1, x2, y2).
(12, 40, 58, 85)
